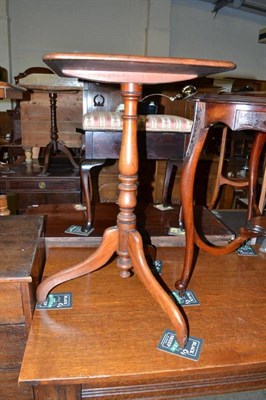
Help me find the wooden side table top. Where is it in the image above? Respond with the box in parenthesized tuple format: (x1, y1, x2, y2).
(43, 52, 236, 84)
(19, 245, 266, 398)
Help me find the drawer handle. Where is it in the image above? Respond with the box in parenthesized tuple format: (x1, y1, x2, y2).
(38, 181, 46, 189)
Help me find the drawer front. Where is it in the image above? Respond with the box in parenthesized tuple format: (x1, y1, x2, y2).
(9, 178, 79, 191)
(0, 282, 24, 324)
(0, 180, 7, 191)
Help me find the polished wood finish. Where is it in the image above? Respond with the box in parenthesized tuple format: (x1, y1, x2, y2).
(0, 216, 44, 399)
(176, 93, 266, 294)
(19, 246, 266, 399)
(25, 203, 235, 249)
(37, 53, 235, 347)
(43, 53, 235, 84)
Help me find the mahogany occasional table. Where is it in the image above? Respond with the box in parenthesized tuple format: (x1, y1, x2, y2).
(37, 53, 236, 347)
(175, 93, 266, 294)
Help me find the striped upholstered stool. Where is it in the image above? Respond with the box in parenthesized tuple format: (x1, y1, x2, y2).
(80, 109, 193, 232)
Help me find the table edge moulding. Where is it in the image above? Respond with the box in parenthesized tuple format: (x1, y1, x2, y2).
(36, 52, 236, 348)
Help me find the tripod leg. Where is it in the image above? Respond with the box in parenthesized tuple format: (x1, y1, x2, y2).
(57, 141, 79, 169)
(37, 227, 118, 303)
(128, 230, 188, 348)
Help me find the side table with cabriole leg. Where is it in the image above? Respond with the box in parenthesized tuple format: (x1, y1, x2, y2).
(175, 93, 266, 295)
(36, 53, 236, 348)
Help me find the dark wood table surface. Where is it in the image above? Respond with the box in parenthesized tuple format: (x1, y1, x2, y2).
(25, 202, 235, 249)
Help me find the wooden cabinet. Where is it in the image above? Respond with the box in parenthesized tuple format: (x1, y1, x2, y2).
(0, 159, 81, 213)
(0, 215, 45, 399)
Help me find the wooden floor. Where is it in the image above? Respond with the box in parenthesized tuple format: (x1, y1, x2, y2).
(19, 242, 266, 398)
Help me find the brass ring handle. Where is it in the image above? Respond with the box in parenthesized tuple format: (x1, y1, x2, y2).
(38, 181, 46, 189)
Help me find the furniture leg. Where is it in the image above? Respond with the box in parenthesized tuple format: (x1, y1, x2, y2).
(193, 131, 265, 254)
(194, 133, 265, 254)
(247, 132, 266, 219)
(41, 140, 55, 174)
(162, 160, 178, 206)
(128, 230, 187, 346)
(80, 159, 106, 232)
(57, 140, 79, 169)
(208, 126, 227, 209)
(258, 163, 266, 214)
(37, 227, 118, 303)
(175, 101, 210, 294)
(208, 127, 249, 210)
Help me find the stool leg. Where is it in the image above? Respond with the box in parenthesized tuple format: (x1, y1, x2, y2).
(208, 126, 228, 209)
(162, 160, 178, 206)
(37, 227, 119, 304)
(175, 101, 210, 294)
(247, 132, 266, 220)
(258, 165, 266, 214)
(128, 230, 188, 347)
(208, 126, 249, 210)
(80, 159, 106, 232)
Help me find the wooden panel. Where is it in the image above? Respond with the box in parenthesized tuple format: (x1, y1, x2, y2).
(34, 385, 81, 400)
(0, 215, 43, 279)
(21, 91, 82, 148)
(0, 370, 33, 400)
(0, 282, 24, 324)
(0, 324, 25, 365)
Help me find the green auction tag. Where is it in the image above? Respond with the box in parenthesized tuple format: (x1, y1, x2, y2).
(158, 329, 203, 361)
(65, 225, 94, 236)
(171, 290, 200, 306)
(36, 292, 72, 309)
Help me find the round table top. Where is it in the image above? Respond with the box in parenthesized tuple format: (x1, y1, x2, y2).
(43, 52, 236, 85)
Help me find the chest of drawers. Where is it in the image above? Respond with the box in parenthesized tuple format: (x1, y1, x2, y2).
(0, 215, 45, 399)
(0, 159, 81, 213)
